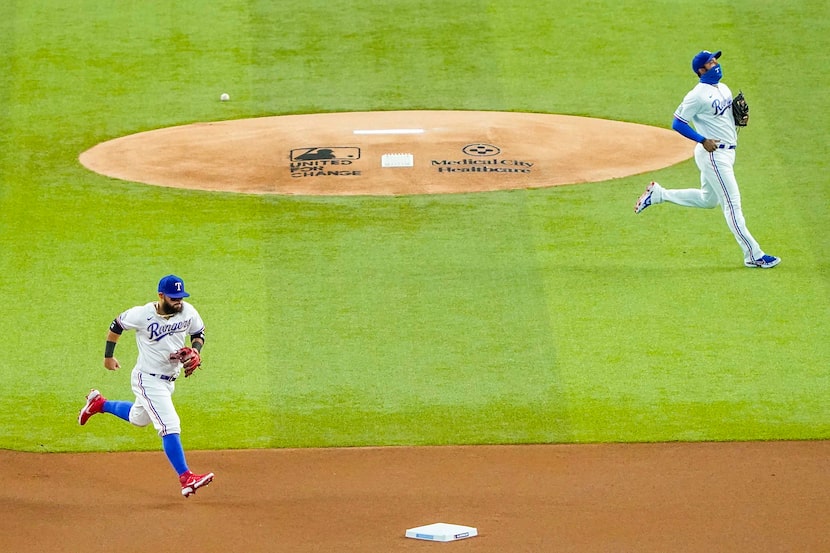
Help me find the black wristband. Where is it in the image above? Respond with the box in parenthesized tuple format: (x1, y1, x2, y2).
(104, 340, 117, 358)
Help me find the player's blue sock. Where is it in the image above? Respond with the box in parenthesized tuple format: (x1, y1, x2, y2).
(102, 400, 132, 422)
(162, 433, 189, 475)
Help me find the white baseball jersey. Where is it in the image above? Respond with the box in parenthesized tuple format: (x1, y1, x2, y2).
(660, 81, 766, 263)
(117, 301, 205, 378)
(116, 301, 204, 436)
(674, 82, 737, 146)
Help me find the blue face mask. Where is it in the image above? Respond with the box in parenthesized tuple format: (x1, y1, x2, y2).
(700, 63, 723, 85)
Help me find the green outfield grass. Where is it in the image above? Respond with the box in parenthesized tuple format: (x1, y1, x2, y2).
(1, 1, 828, 452)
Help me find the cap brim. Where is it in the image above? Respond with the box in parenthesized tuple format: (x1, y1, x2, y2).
(167, 293, 190, 299)
(712, 50, 722, 59)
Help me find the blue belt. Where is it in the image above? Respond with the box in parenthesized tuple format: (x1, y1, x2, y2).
(717, 144, 737, 150)
(149, 373, 177, 381)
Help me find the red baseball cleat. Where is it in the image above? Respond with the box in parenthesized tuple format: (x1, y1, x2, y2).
(78, 389, 106, 425)
(180, 471, 215, 498)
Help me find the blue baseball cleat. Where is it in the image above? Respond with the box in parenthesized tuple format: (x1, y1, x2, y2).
(744, 255, 781, 268)
(635, 181, 658, 214)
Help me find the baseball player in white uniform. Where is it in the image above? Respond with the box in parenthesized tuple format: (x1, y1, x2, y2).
(78, 274, 214, 498)
(634, 50, 780, 269)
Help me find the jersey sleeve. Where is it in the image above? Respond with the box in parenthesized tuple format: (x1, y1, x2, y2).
(116, 305, 146, 331)
(191, 314, 205, 337)
(673, 89, 701, 126)
(186, 304, 205, 336)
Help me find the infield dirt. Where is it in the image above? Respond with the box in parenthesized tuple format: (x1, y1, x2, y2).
(79, 110, 692, 195)
(3, 441, 829, 552)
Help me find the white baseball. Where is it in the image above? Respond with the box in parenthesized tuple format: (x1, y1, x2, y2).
(220, 93, 230, 102)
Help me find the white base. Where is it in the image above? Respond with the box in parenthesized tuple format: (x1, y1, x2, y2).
(405, 522, 478, 542)
(381, 153, 414, 167)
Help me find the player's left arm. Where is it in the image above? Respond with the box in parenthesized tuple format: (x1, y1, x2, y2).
(189, 329, 205, 352)
(170, 327, 204, 377)
(186, 307, 206, 353)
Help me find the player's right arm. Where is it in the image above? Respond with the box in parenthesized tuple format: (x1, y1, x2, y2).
(672, 89, 719, 152)
(103, 317, 126, 370)
(672, 117, 718, 152)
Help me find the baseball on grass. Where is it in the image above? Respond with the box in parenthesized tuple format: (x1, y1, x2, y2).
(220, 93, 230, 102)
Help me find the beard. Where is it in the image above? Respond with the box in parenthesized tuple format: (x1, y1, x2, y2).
(160, 298, 184, 315)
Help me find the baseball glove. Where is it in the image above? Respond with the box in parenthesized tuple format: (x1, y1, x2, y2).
(732, 91, 749, 127)
(170, 347, 201, 377)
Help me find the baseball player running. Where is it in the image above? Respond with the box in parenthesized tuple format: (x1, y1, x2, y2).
(634, 49, 780, 269)
(78, 274, 214, 498)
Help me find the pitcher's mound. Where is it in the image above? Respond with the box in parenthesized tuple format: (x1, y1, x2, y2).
(79, 110, 692, 196)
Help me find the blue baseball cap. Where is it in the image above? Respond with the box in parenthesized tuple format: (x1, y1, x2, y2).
(692, 50, 722, 74)
(158, 274, 190, 298)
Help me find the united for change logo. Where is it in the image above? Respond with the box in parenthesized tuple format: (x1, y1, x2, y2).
(289, 147, 361, 178)
(433, 144, 533, 174)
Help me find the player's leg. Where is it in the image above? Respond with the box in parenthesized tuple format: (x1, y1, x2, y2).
(638, 179, 715, 209)
(133, 371, 214, 497)
(132, 371, 182, 435)
(79, 389, 134, 425)
(660, 184, 718, 208)
(658, 146, 720, 208)
(103, 400, 134, 421)
(703, 151, 764, 263)
(161, 432, 214, 497)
